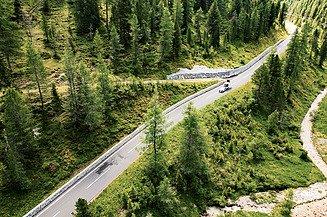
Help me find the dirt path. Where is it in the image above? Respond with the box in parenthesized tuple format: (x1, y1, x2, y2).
(300, 88, 327, 178)
(205, 89, 327, 217)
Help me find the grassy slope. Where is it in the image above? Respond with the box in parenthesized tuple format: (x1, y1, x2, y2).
(313, 93, 327, 163)
(91, 62, 326, 216)
(0, 80, 219, 217)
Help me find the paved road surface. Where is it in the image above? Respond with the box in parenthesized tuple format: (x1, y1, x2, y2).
(32, 36, 292, 217)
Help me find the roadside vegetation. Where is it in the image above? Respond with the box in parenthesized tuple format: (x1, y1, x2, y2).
(0, 79, 218, 217)
(84, 18, 327, 217)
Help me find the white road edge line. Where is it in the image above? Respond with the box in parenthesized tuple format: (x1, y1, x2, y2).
(87, 168, 111, 189)
(128, 142, 142, 154)
(52, 211, 60, 217)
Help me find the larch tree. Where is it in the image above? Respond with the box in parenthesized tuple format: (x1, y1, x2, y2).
(96, 56, 114, 122)
(179, 103, 210, 196)
(207, 0, 221, 48)
(75, 63, 103, 130)
(26, 42, 48, 114)
(159, 5, 174, 61)
(144, 92, 168, 189)
(173, 0, 183, 59)
(64, 49, 78, 125)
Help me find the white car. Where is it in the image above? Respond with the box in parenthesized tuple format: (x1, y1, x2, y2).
(219, 80, 232, 93)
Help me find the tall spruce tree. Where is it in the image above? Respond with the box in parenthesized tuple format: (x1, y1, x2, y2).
(109, 25, 123, 68)
(96, 56, 113, 122)
(144, 92, 168, 189)
(2, 88, 35, 189)
(111, 0, 132, 48)
(74, 0, 100, 36)
(278, 2, 287, 25)
(159, 5, 174, 61)
(129, 11, 140, 68)
(207, 0, 221, 48)
(26, 42, 48, 114)
(182, 0, 194, 34)
(173, 0, 183, 59)
(179, 104, 210, 196)
(13, 0, 23, 23)
(195, 8, 204, 45)
(310, 29, 319, 60)
(0, 0, 23, 71)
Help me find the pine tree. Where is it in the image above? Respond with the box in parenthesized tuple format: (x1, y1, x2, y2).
(26, 42, 48, 113)
(173, 0, 183, 59)
(284, 29, 301, 78)
(144, 92, 168, 189)
(187, 25, 194, 46)
(75, 63, 103, 130)
(0, 0, 23, 71)
(92, 31, 103, 58)
(129, 11, 140, 67)
(109, 25, 123, 68)
(159, 6, 174, 61)
(74, 0, 100, 36)
(319, 34, 327, 67)
(96, 56, 113, 122)
(74, 198, 92, 217)
(207, 0, 221, 48)
(310, 29, 319, 60)
(179, 104, 210, 195)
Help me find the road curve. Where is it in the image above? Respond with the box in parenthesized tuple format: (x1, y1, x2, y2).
(25, 34, 293, 217)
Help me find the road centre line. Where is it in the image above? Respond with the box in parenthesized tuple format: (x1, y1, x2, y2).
(52, 211, 60, 217)
(87, 168, 111, 189)
(128, 142, 142, 154)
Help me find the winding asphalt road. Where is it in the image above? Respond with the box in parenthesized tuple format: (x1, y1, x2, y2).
(28, 35, 293, 217)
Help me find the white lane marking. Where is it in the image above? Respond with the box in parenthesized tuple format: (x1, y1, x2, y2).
(53, 211, 60, 217)
(128, 142, 142, 154)
(87, 168, 111, 189)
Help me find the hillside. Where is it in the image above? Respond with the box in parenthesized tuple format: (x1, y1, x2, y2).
(288, 0, 327, 29)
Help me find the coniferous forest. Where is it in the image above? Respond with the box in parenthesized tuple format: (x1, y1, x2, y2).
(0, 0, 327, 216)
